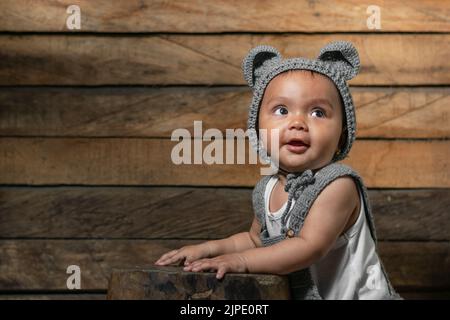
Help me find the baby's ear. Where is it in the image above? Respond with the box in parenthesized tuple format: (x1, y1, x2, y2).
(317, 41, 360, 81)
(242, 45, 282, 89)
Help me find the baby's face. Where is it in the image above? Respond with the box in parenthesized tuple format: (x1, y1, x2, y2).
(258, 70, 344, 173)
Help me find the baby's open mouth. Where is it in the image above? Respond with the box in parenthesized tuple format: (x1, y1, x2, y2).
(286, 139, 310, 154)
(288, 141, 309, 147)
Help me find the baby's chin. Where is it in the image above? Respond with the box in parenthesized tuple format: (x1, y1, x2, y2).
(276, 158, 310, 173)
(275, 149, 325, 173)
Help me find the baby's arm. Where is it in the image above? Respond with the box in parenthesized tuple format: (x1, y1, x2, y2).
(242, 177, 359, 274)
(209, 217, 262, 255)
(155, 217, 262, 266)
(185, 177, 359, 278)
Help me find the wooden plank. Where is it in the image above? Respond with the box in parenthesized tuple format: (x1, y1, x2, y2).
(1, 0, 449, 32)
(369, 190, 450, 241)
(1, 290, 449, 300)
(2, 291, 448, 300)
(0, 239, 195, 290)
(1, 87, 448, 139)
(0, 186, 252, 239)
(353, 87, 450, 138)
(1, 34, 449, 85)
(0, 138, 448, 188)
(0, 293, 106, 300)
(0, 187, 449, 241)
(107, 266, 291, 300)
(0, 240, 448, 290)
(398, 290, 450, 300)
(380, 242, 450, 290)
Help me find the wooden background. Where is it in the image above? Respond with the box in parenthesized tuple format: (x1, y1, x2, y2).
(0, 0, 449, 300)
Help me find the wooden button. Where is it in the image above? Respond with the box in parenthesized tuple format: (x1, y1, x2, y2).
(286, 229, 295, 238)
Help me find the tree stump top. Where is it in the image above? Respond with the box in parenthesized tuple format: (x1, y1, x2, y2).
(107, 265, 291, 300)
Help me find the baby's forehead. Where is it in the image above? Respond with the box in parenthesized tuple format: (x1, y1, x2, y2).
(268, 69, 336, 89)
(263, 70, 341, 103)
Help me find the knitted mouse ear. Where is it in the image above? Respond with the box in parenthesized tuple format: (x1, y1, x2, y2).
(242, 45, 282, 89)
(317, 41, 360, 81)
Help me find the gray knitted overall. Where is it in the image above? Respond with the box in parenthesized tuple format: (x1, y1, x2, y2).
(252, 162, 401, 300)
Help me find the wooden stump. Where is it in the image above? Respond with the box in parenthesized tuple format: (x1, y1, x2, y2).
(107, 266, 290, 300)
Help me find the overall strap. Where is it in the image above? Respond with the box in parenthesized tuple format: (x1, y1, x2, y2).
(251, 174, 322, 299)
(252, 174, 272, 234)
(252, 174, 291, 246)
(287, 162, 379, 245)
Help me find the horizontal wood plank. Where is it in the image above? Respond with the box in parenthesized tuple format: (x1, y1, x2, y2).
(1, 34, 449, 85)
(0, 187, 449, 241)
(0, 186, 252, 239)
(1, 0, 449, 32)
(0, 240, 448, 290)
(107, 266, 291, 300)
(380, 242, 450, 291)
(1, 290, 449, 300)
(0, 138, 448, 188)
(0, 293, 106, 300)
(1, 87, 448, 139)
(398, 290, 450, 300)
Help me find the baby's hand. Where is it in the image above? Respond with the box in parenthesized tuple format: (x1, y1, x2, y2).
(183, 253, 248, 280)
(154, 243, 211, 266)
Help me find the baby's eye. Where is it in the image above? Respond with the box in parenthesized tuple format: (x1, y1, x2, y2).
(311, 108, 325, 118)
(274, 106, 288, 116)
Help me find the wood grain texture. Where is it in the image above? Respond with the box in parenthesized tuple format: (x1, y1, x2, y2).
(1, 291, 449, 300)
(107, 266, 291, 300)
(0, 187, 449, 241)
(0, 0, 448, 303)
(398, 290, 450, 300)
(1, 34, 449, 85)
(1, 0, 449, 32)
(0, 240, 448, 290)
(0, 293, 106, 300)
(1, 87, 448, 139)
(380, 242, 450, 290)
(0, 138, 448, 188)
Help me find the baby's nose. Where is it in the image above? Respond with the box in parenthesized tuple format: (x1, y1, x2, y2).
(288, 117, 308, 131)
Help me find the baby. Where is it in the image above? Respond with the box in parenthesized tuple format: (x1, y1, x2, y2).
(156, 41, 401, 300)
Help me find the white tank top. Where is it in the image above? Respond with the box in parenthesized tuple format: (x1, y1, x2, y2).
(264, 175, 391, 300)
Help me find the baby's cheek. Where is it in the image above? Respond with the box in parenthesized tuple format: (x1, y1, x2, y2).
(262, 130, 282, 156)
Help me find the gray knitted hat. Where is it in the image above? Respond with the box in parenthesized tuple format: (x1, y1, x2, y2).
(242, 41, 360, 167)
